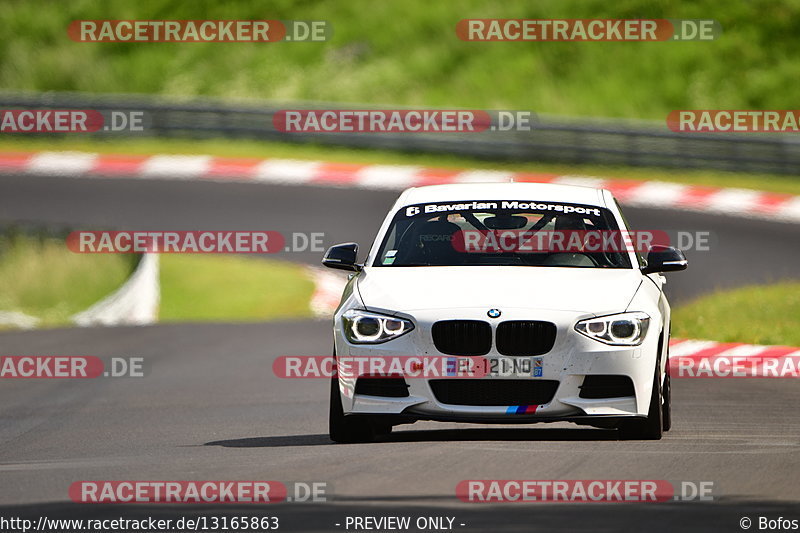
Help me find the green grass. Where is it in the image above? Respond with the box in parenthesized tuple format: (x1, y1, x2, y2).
(0, 233, 136, 326)
(1, 0, 799, 120)
(3, 136, 800, 196)
(159, 254, 315, 322)
(672, 282, 800, 346)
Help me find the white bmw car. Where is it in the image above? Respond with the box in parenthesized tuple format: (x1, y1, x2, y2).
(323, 183, 687, 442)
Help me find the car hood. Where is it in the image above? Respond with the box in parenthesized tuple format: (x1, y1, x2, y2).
(356, 266, 643, 315)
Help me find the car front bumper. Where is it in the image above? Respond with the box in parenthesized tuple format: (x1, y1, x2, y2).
(333, 307, 660, 423)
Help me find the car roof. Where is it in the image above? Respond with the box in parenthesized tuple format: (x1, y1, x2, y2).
(396, 182, 608, 208)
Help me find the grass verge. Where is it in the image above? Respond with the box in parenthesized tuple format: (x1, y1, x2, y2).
(0, 232, 136, 326)
(2, 136, 799, 196)
(159, 254, 315, 322)
(672, 281, 800, 346)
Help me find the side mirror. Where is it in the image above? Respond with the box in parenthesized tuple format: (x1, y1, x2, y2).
(322, 243, 363, 272)
(641, 245, 688, 275)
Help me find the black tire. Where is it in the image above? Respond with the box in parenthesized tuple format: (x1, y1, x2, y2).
(662, 360, 672, 432)
(619, 367, 664, 441)
(372, 422, 394, 438)
(328, 376, 376, 443)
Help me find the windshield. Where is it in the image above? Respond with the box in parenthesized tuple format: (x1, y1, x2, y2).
(373, 200, 632, 269)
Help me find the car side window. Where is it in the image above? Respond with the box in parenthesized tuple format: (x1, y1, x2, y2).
(614, 199, 646, 269)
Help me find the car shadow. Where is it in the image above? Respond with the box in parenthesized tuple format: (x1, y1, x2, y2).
(204, 427, 618, 448)
(387, 427, 618, 442)
(205, 434, 334, 448)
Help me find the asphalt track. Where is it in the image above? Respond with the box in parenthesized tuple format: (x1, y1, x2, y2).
(1, 172, 799, 532)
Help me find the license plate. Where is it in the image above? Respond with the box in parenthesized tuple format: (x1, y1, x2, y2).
(482, 357, 543, 378)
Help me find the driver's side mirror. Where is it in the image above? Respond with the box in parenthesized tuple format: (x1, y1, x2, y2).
(322, 243, 363, 272)
(641, 245, 688, 274)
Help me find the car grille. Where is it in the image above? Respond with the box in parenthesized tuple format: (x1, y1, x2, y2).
(579, 375, 635, 399)
(496, 321, 557, 356)
(429, 379, 559, 406)
(354, 377, 410, 398)
(431, 320, 492, 356)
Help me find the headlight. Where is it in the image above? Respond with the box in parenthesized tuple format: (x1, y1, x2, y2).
(575, 312, 650, 346)
(342, 309, 414, 344)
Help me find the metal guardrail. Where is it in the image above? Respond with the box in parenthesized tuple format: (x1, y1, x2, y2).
(1, 91, 799, 175)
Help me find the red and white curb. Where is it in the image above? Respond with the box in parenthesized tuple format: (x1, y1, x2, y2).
(305, 266, 348, 318)
(2, 151, 799, 223)
(670, 338, 800, 360)
(668, 339, 800, 377)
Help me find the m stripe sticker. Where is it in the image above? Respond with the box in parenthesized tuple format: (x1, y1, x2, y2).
(507, 405, 538, 414)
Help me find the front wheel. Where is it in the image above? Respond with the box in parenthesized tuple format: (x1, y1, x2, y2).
(619, 368, 664, 441)
(329, 376, 377, 443)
